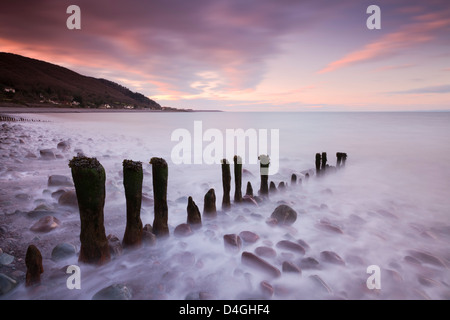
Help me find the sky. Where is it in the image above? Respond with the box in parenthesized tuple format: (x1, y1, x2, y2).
(0, 0, 449, 111)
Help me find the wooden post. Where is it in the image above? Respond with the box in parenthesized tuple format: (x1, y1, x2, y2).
(122, 160, 143, 248)
(150, 157, 169, 237)
(315, 153, 321, 176)
(234, 155, 243, 203)
(203, 188, 217, 218)
(258, 155, 270, 196)
(69, 156, 110, 265)
(221, 159, 231, 210)
(25, 245, 43, 287)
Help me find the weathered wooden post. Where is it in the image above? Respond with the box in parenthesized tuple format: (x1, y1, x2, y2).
(203, 188, 217, 218)
(25, 245, 43, 287)
(291, 174, 297, 185)
(258, 155, 270, 196)
(187, 196, 202, 228)
(321, 152, 327, 173)
(122, 160, 143, 248)
(221, 159, 231, 210)
(69, 156, 110, 265)
(234, 155, 243, 203)
(315, 153, 321, 177)
(150, 157, 169, 237)
(245, 181, 253, 197)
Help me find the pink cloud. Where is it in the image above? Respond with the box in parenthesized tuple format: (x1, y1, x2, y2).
(318, 9, 450, 74)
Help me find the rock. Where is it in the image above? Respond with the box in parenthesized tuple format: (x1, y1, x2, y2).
(242, 195, 258, 206)
(30, 216, 61, 233)
(107, 234, 123, 257)
(299, 257, 320, 269)
(260, 281, 274, 298)
(141, 195, 154, 207)
(25, 152, 37, 159)
(51, 243, 77, 261)
(48, 175, 73, 187)
(276, 240, 306, 255)
(57, 140, 70, 151)
(142, 224, 156, 246)
(316, 219, 343, 234)
(92, 284, 132, 300)
(254, 246, 277, 259)
(309, 274, 332, 294)
(224, 234, 242, 253)
(241, 251, 281, 278)
(40, 149, 56, 160)
(407, 250, 447, 268)
(270, 205, 297, 226)
(282, 261, 302, 274)
(296, 239, 310, 250)
(0, 253, 14, 266)
(320, 251, 346, 266)
(51, 189, 67, 200)
(0, 273, 17, 296)
(174, 223, 193, 237)
(58, 190, 78, 207)
(15, 193, 31, 201)
(239, 231, 260, 244)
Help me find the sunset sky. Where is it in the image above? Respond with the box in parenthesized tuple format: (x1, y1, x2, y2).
(1, 0, 449, 111)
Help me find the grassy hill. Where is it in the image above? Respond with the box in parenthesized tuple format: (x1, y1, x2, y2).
(0, 52, 161, 110)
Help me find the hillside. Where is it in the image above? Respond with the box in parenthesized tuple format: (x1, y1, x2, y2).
(0, 52, 161, 110)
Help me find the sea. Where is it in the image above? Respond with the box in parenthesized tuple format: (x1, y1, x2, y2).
(0, 111, 449, 300)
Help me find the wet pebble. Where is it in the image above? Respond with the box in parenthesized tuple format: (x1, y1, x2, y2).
(224, 234, 242, 253)
(174, 223, 193, 237)
(320, 251, 346, 266)
(270, 205, 297, 226)
(48, 175, 73, 187)
(0, 273, 17, 296)
(276, 240, 305, 255)
(241, 251, 281, 278)
(51, 243, 77, 261)
(239, 231, 260, 244)
(254, 246, 277, 259)
(30, 216, 61, 233)
(92, 283, 132, 300)
(282, 261, 302, 274)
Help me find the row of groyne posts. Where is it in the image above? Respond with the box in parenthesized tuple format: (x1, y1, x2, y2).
(0, 114, 47, 122)
(24, 152, 347, 287)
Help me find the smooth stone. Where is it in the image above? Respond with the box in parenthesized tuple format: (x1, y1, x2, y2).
(276, 240, 306, 255)
(40, 149, 56, 160)
(58, 190, 78, 207)
(51, 243, 77, 261)
(174, 223, 193, 237)
(254, 246, 277, 259)
(239, 231, 260, 244)
(241, 251, 281, 278)
(30, 216, 61, 233)
(407, 250, 447, 268)
(92, 284, 132, 300)
(270, 205, 297, 226)
(57, 140, 70, 151)
(299, 257, 320, 269)
(309, 274, 333, 294)
(320, 251, 346, 266)
(0, 253, 14, 266)
(48, 175, 73, 187)
(224, 234, 242, 253)
(0, 273, 17, 296)
(107, 234, 123, 257)
(282, 261, 302, 274)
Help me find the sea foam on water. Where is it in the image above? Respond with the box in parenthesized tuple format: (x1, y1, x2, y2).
(1, 112, 449, 300)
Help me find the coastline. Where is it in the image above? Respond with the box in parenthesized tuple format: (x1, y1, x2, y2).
(0, 104, 222, 114)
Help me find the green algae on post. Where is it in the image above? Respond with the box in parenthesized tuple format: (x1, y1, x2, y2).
(150, 157, 169, 237)
(221, 159, 231, 210)
(68, 156, 110, 265)
(122, 159, 143, 248)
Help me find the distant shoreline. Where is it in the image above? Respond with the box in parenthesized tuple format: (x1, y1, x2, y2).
(0, 104, 223, 114)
